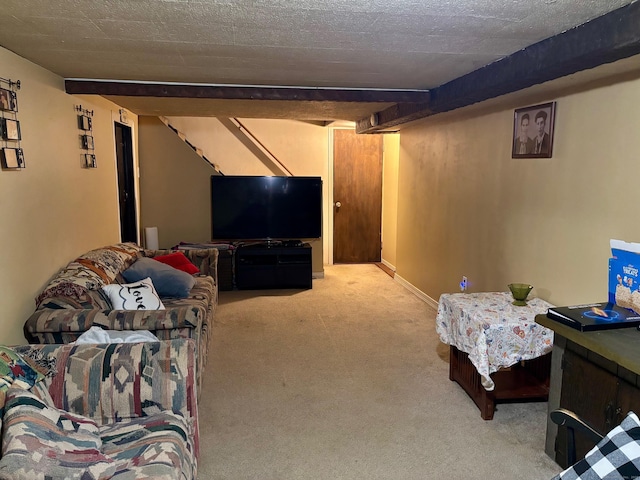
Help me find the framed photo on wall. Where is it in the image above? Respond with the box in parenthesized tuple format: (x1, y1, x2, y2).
(78, 114, 92, 131)
(512, 102, 556, 158)
(0, 88, 17, 112)
(1, 118, 21, 140)
(1, 147, 24, 169)
(84, 153, 96, 168)
(82, 134, 94, 150)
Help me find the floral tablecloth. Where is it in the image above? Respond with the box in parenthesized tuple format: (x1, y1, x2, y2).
(436, 292, 554, 391)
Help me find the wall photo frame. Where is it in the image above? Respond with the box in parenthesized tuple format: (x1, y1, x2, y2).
(512, 102, 556, 158)
(1, 147, 24, 169)
(1, 118, 21, 141)
(78, 114, 92, 131)
(81, 134, 94, 150)
(84, 153, 96, 168)
(0, 87, 17, 112)
(76, 105, 96, 168)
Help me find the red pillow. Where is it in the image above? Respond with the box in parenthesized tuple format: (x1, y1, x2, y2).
(153, 252, 200, 275)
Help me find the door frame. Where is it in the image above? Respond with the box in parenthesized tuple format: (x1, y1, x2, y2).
(325, 126, 344, 265)
(111, 110, 140, 243)
(328, 125, 379, 265)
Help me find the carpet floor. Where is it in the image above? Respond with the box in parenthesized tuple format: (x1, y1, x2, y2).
(197, 264, 563, 479)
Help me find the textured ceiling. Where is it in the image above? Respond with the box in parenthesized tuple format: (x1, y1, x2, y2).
(0, 0, 634, 121)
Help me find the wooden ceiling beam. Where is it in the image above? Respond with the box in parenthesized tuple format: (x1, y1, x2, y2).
(357, 1, 640, 133)
(64, 80, 429, 104)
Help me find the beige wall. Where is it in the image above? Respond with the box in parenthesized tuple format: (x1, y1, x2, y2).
(139, 117, 328, 273)
(0, 47, 135, 345)
(381, 133, 400, 270)
(396, 74, 640, 307)
(138, 116, 218, 248)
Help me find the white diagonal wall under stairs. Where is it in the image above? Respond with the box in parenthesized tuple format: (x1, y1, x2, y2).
(159, 116, 223, 174)
(160, 116, 293, 177)
(222, 118, 292, 176)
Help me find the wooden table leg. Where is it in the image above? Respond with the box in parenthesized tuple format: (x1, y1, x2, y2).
(448, 346, 550, 420)
(449, 346, 496, 420)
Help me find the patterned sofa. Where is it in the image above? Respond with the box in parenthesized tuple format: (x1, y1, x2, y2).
(0, 339, 198, 479)
(22, 242, 218, 393)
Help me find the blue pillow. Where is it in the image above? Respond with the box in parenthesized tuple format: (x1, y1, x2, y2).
(122, 258, 195, 298)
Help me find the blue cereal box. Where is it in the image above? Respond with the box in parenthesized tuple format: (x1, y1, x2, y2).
(608, 239, 640, 313)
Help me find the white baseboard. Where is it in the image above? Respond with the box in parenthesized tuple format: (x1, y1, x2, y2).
(312, 271, 325, 279)
(394, 274, 439, 310)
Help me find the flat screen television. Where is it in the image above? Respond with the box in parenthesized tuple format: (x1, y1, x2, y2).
(211, 175, 322, 241)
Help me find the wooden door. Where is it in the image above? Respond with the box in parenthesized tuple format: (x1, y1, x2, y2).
(333, 129, 382, 263)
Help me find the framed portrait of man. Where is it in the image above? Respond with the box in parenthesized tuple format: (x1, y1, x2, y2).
(512, 102, 556, 158)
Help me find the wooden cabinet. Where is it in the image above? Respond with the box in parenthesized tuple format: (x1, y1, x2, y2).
(536, 315, 640, 468)
(617, 379, 640, 427)
(557, 349, 627, 465)
(560, 350, 617, 433)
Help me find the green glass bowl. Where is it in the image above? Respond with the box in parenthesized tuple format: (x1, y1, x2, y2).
(508, 283, 533, 306)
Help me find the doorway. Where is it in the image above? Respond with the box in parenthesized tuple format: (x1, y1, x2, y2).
(114, 122, 137, 243)
(332, 129, 383, 263)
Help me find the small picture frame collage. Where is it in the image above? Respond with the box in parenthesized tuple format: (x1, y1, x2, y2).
(76, 105, 96, 168)
(512, 102, 556, 158)
(0, 80, 24, 171)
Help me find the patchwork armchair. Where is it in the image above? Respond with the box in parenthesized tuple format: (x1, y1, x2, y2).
(0, 339, 199, 480)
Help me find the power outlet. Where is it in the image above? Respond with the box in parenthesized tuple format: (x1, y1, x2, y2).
(460, 276, 468, 292)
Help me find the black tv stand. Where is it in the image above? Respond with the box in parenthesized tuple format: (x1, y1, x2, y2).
(235, 243, 312, 290)
(238, 239, 305, 248)
(281, 239, 305, 247)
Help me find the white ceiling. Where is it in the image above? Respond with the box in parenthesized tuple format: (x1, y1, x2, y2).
(0, 0, 635, 121)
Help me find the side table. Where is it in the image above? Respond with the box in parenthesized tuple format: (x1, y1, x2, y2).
(436, 292, 554, 419)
